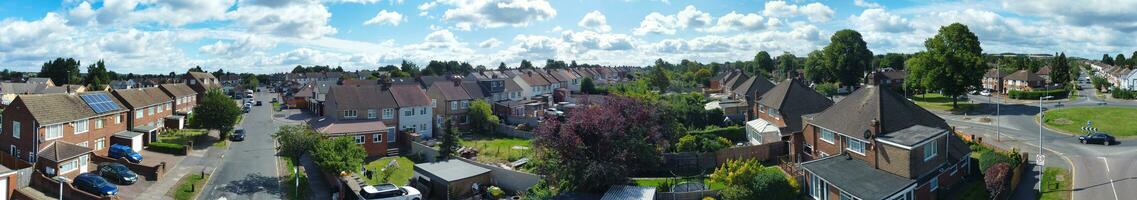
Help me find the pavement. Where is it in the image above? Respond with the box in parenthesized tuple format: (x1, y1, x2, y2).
(134, 130, 227, 200)
(199, 91, 286, 200)
(937, 78, 1137, 200)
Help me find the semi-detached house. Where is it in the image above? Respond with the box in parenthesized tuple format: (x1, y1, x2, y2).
(795, 82, 971, 200)
(428, 80, 473, 128)
(319, 81, 434, 157)
(158, 83, 198, 129)
(111, 87, 175, 144)
(182, 72, 221, 101)
(746, 79, 833, 146)
(0, 92, 131, 179)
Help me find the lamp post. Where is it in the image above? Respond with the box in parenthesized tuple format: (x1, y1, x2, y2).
(1039, 95, 1053, 193)
(53, 176, 69, 200)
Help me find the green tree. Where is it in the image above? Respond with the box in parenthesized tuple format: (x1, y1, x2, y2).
(272, 125, 321, 159)
(497, 62, 508, 71)
(437, 120, 461, 160)
(775, 52, 797, 80)
(878, 53, 908, 70)
(721, 170, 796, 200)
(1116, 54, 1127, 67)
(84, 60, 110, 89)
(189, 66, 205, 72)
(675, 133, 731, 152)
(519, 59, 535, 69)
(650, 66, 671, 91)
(754, 51, 775, 75)
(1050, 53, 1071, 84)
(905, 23, 985, 108)
(467, 99, 499, 134)
(188, 89, 242, 137)
(39, 57, 82, 85)
(580, 77, 597, 94)
(311, 137, 367, 174)
(243, 75, 260, 89)
(803, 50, 829, 84)
(400, 60, 420, 77)
(822, 30, 873, 87)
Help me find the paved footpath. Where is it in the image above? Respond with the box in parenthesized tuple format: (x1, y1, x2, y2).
(137, 131, 228, 200)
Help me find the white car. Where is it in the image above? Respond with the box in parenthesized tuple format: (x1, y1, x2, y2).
(979, 90, 991, 96)
(359, 184, 421, 200)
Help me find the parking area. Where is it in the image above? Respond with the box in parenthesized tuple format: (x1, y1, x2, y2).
(95, 146, 188, 198)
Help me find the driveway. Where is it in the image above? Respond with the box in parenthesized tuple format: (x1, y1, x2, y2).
(199, 91, 285, 200)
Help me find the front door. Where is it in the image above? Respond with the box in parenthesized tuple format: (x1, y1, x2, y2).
(79, 155, 89, 172)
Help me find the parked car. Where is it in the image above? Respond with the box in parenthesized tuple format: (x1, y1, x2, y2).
(1079, 133, 1116, 145)
(358, 184, 421, 200)
(108, 144, 143, 163)
(271, 98, 278, 103)
(255, 101, 263, 106)
(979, 90, 991, 96)
(231, 129, 246, 141)
(98, 162, 139, 185)
(73, 173, 119, 196)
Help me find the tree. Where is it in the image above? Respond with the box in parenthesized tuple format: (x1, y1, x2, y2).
(985, 163, 1012, 199)
(311, 137, 367, 174)
(709, 159, 765, 187)
(39, 57, 82, 85)
(1102, 54, 1114, 65)
(1091, 76, 1111, 91)
(675, 132, 730, 152)
(243, 75, 260, 89)
(803, 50, 829, 84)
(753, 51, 775, 74)
(775, 52, 797, 79)
(211, 68, 225, 79)
(532, 97, 666, 192)
(188, 89, 242, 137)
(189, 66, 205, 72)
(1050, 53, 1071, 84)
(905, 23, 985, 108)
(497, 62, 508, 71)
(400, 60, 420, 76)
(650, 65, 671, 91)
(580, 77, 597, 94)
(720, 170, 796, 200)
(467, 99, 499, 134)
(84, 60, 110, 89)
(519, 59, 535, 69)
(822, 30, 874, 87)
(437, 120, 461, 160)
(878, 53, 907, 70)
(272, 125, 321, 159)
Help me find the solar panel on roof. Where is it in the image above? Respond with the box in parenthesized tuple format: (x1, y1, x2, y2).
(81, 93, 120, 113)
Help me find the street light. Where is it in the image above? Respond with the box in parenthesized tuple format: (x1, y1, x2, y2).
(1039, 95, 1053, 194)
(53, 176, 69, 200)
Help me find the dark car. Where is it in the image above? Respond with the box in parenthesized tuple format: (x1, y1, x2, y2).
(73, 173, 118, 196)
(231, 129, 246, 141)
(1079, 133, 1116, 145)
(98, 163, 139, 185)
(108, 144, 143, 163)
(255, 101, 263, 106)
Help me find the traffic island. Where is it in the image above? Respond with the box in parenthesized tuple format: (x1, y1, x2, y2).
(1042, 107, 1137, 137)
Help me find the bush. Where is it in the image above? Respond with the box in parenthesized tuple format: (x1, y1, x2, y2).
(487, 186, 504, 198)
(1007, 89, 1067, 100)
(978, 149, 1020, 173)
(687, 126, 746, 143)
(985, 163, 1012, 199)
(147, 142, 186, 155)
(721, 170, 795, 200)
(1110, 87, 1137, 99)
(675, 133, 731, 152)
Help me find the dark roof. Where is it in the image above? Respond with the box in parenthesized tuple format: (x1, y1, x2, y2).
(984, 69, 1008, 78)
(327, 85, 397, 109)
(187, 72, 216, 80)
(1004, 70, 1045, 82)
(881, 70, 906, 80)
(757, 79, 833, 133)
(158, 84, 196, 97)
(417, 75, 449, 88)
(414, 159, 491, 182)
(308, 118, 388, 136)
(26, 78, 53, 85)
(389, 84, 431, 107)
(725, 73, 749, 91)
(808, 86, 949, 139)
(341, 79, 379, 86)
(732, 75, 775, 102)
(460, 81, 487, 99)
(0, 82, 50, 94)
(801, 155, 914, 200)
(876, 125, 948, 147)
(17, 93, 111, 125)
(112, 87, 173, 109)
(37, 141, 93, 163)
(1035, 66, 1052, 75)
(431, 82, 473, 101)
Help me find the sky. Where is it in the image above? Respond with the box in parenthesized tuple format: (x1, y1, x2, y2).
(1, 0, 1136, 74)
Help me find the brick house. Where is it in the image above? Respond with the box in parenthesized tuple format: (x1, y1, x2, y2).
(182, 72, 221, 101)
(427, 79, 473, 129)
(158, 83, 198, 129)
(0, 92, 130, 178)
(747, 79, 833, 146)
(309, 118, 392, 158)
(731, 75, 775, 119)
(982, 69, 1008, 93)
(111, 87, 174, 143)
(1003, 70, 1046, 92)
(794, 83, 971, 200)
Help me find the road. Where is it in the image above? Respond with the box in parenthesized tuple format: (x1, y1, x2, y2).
(943, 78, 1137, 200)
(199, 91, 284, 200)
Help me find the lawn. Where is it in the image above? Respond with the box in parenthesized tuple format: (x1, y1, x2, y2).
(364, 156, 414, 186)
(910, 93, 977, 112)
(159, 129, 207, 145)
(284, 158, 309, 200)
(632, 177, 726, 192)
(1040, 167, 1072, 200)
(1043, 107, 1137, 136)
(460, 136, 532, 164)
(170, 173, 209, 200)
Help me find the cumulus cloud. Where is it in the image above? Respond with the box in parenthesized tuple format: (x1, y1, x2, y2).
(763, 1, 797, 17)
(800, 3, 834, 22)
(418, 1, 437, 16)
(72, 0, 234, 27)
(440, 0, 558, 30)
(577, 10, 611, 33)
(561, 30, 635, 51)
(1001, 0, 1137, 32)
(850, 8, 912, 33)
(854, 0, 882, 8)
(364, 10, 405, 26)
(0, 13, 72, 53)
(227, 0, 337, 39)
(703, 12, 769, 32)
(199, 36, 277, 57)
(632, 5, 710, 35)
(479, 38, 501, 48)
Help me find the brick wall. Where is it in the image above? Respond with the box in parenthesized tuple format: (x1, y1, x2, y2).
(91, 155, 166, 181)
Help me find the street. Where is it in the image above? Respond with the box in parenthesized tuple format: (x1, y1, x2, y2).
(945, 79, 1137, 200)
(199, 91, 284, 200)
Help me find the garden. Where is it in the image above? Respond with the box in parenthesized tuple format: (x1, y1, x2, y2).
(460, 135, 532, 166)
(364, 156, 415, 186)
(1044, 107, 1137, 137)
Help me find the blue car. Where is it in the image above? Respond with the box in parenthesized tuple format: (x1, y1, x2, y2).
(108, 144, 143, 163)
(73, 173, 118, 196)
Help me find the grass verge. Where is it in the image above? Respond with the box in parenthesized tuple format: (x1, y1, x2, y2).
(910, 93, 978, 112)
(159, 129, 207, 145)
(170, 172, 210, 200)
(1043, 107, 1137, 136)
(284, 158, 309, 200)
(365, 156, 414, 186)
(1040, 167, 1072, 200)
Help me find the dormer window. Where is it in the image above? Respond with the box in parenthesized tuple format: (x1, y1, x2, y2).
(924, 140, 938, 161)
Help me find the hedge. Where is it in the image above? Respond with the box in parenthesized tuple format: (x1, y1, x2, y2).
(687, 126, 746, 143)
(1008, 89, 1067, 100)
(977, 149, 1020, 174)
(148, 142, 186, 155)
(1110, 87, 1137, 99)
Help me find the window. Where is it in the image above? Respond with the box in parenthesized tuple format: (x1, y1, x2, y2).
(79, 155, 88, 168)
(924, 140, 938, 161)
(810, 174, 828, 200)
(9, 145, 17, 157)
(420, 107, 426, 115)
(74, 120, 88, 134)
(343, 110, 357, 118)
(45, 124, 63, 140)
(820, 128, 835, 144)
(431, 99, 437, 108)
(136, 110, 144, 119)
(460, 100, 469, 109)
(450, 101, 457, 111)
(373, 134, 381, 143)
(148, 106, 155, 115)
(95, 118, 103, 129)
(929, 177, 939, 191)
(116, 115, 122, 124)
(12, 121, 19, 139)
(382, 108, 393, 119)
(96, 138, 106, 150)
(367, 109, 377, 119)
(840, 191, 860, 200)
(847, 137, 865, 155)
(78, 141, 88, 147)
(404, 109, 413, 116)
(354, 135, 364, 144)
(60, 160, 77, 174)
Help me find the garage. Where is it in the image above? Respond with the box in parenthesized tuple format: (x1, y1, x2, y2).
(112, 131, 144, 152)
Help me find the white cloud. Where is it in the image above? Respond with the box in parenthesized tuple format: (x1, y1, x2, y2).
(704, 11, 768, 32)
(763, 1, 798, 17)
(850, 8, 912, 33)
(440, 0, 558, 30)
(676, 5, 712, 29)
(199, 35, 277, 57)
(479, 38, 501, 48)
(0, 13, 72, 53)
(67, 1, 96, 26)
(632, 5, 710, 35)
(418, 2, 437, 16)
(854, 0, 882, 8)
(227, 1, 337, 39)
(561, 30, 635, 51)
(364, 10, 405, 26)
(577, 10, 611, 33)
(1001, 0, 1137, 32)
(800, 3, 834, 22)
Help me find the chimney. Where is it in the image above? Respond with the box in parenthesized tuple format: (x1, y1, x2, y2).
(452, 75, 462, 86)
(869, 119, 881, 138)
(380, 75, 392, 90)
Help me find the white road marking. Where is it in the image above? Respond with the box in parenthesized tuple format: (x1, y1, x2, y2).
(1097, 157, 1119, 200)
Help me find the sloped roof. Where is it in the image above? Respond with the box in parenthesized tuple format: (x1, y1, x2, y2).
(112, 87, 173, 108)
(159, 84, 197, 97)
(41, 85, 86, 94)
(1004, 70, 1045, 82)
(880, 70, 906, 80)
(460, 81, 487, 99)
(732, 75, 775, 101)
(37, 141, 92, 163)
(757, 79, 833, 133)
(431, 82, 473, 101)
(390, 84, 431, 107)
(328, 85, 397, 109)
(187, 72, 216, 80)
(308, 118, 388, 136)
(984, 69, 1008, 78)
(16, 93, 110, 125)
(1035, 66, 1052, 75)
(518, 70, 551, 86)
(0, 82, 50, 94)
(725, 73, 749, 91)
(808, 85, 949, 138)
(341, 79, 379, 86)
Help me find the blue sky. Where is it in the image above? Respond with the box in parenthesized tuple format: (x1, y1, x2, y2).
(1, 0, 1135, 74)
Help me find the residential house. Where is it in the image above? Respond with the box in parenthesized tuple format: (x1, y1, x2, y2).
(709, 70, 742, 92)
(1, 92, 131, 178)
(540, 69, 566, 90)
(110, 80, 137, 89)
(518, 70, 552, 97)
(554, 69, 582, 92)
(879, 70, 906, 90)
(467, 71, 507, 102)
(0, 164, 17, 199)
(796, 83, 971, 200)
(723, 73, 750, 93)
(111, 87, 174, 143)
(389, 84, 434, 139)
(747, 79, 833, 145)
(982, 69, 1008, 93)
(307, 80, 336, 116)
(0, 82, 51, 106)
(1121, 69, 1137, 91)
(309, 118, 393, 158)
(460, 80, 487, 100)
(427, 80, 473, 128)
(25, 78, 54, 86)
(705, 100, 748, 123)
(416, 75, 451, 89)
(731, 75, 776, 117)
(182, 72, 221, 101)
(504, 76, 530, 101)
(1035, 66, 1052, 82)
(322, 85, 399, 157)
(158, 84, 197, 130)
(1003, 70, 1046, 92)
(41, 84, 87, 94)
